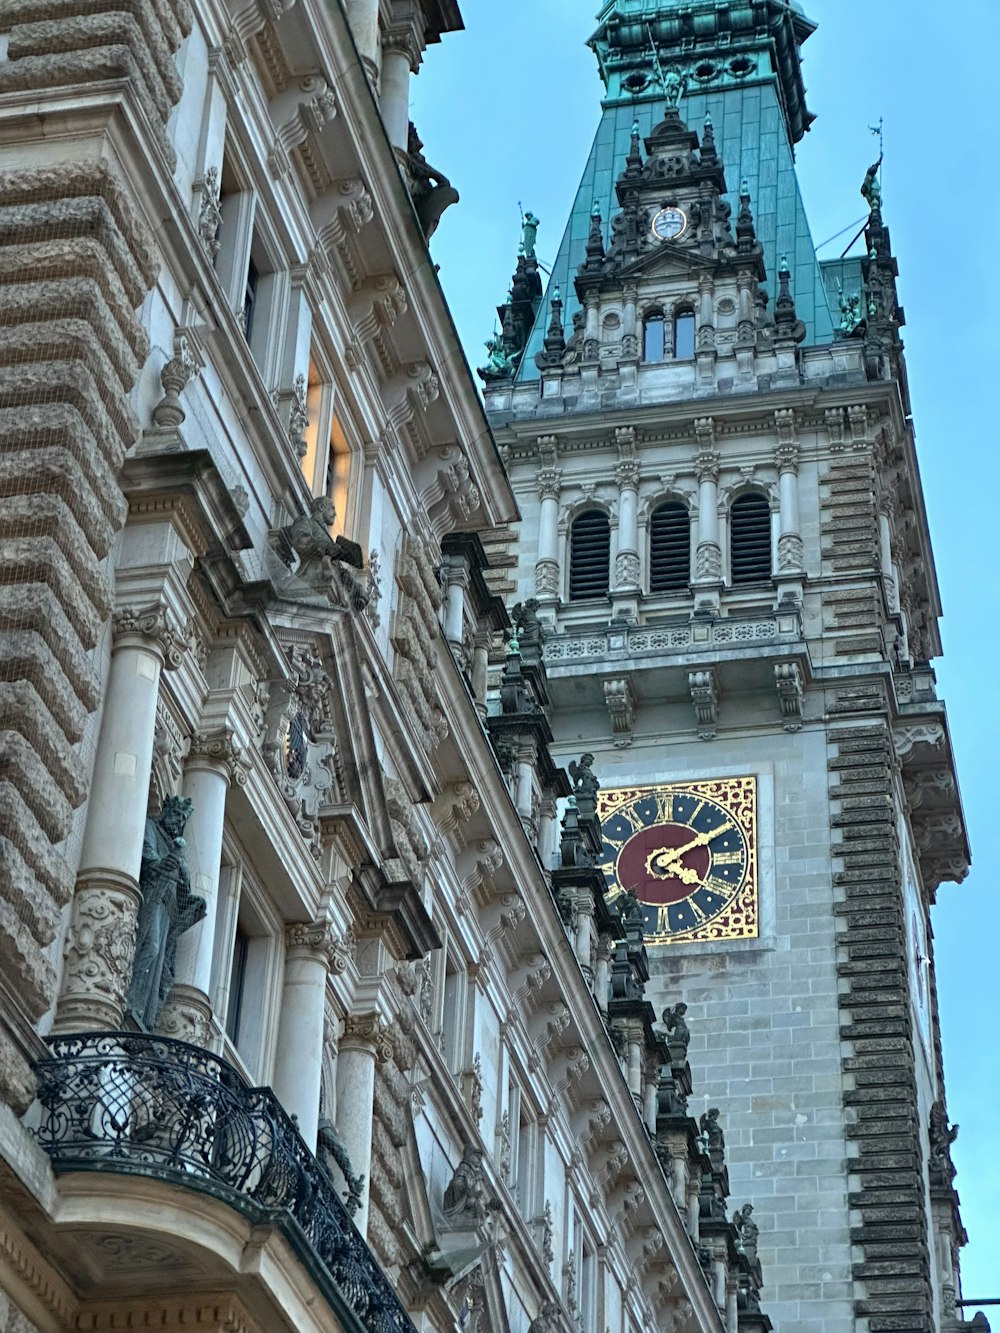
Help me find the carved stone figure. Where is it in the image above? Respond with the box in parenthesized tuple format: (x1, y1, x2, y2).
(700, 1107, 725, 1153)
(126, 797, 205, 1030)
(510, 598, 545, 650)
(318, 1116, 365, 1216)
(282, 495, 368, 608)
(406, 123, 459, 239)
(929, 1100, 959, 1180)
(661, 1002, 690, 1059)
(733, 1202, 759, 1256)
(479, 330, 520, 379)
(568, 752, 599, 799)
(661, 67, 686, 109)
(528, 1303, 561, 1333)
(443, 1144, 488, 1229)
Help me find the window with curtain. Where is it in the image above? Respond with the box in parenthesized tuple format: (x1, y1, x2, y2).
(730, 492, 772, 583)
(569, 510, 611, 599)
(649, 501, 691, 592)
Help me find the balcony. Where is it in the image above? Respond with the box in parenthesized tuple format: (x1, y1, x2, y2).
(34, 1033, 414, 1333)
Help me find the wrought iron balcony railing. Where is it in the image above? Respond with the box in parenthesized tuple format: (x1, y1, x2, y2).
(34, 1032, 414, 1333)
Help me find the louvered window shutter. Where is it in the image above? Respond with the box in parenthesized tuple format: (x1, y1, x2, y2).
(569, 511, 611, 599)
(649, 502, 690, 592)
(730, 493, 772, 583)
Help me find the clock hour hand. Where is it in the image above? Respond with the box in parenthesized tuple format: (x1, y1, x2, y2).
(655, 821, 734, 877)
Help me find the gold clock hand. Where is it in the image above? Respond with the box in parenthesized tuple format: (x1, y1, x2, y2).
(656, 821, 734, 876)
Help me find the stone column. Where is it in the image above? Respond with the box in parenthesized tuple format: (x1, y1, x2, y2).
(686, 1173, 701, 1242)
(442, 563, 468, 649)
(336, 1012, 388, 1237)
(534, 436, 562, 600)
(583, 291, 600, 360)
(643, 1072, 657, 1135)
(878, 493, 901, 612)
(54, 607, 185, 1033)
(621, 283, 639, 360)
(380, 34, 418, 153)
(515, 742, 535, 823)
(160, 727, 246, 1044)
(692, 424, 722, 615)
(471, 629, 490, 718)
(614, 439, 640, 591)
(774, 440, 803, 575)
(344, 0, 379, 76)
(593, 937, 612, 1015)
(273, 922, 335, 1149)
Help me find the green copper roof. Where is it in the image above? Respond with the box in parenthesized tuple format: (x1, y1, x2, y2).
(516, 82, 836, 382)
(515, 0, 833, 383)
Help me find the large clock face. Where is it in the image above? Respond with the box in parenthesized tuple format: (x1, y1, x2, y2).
(598, 778, 758, 944)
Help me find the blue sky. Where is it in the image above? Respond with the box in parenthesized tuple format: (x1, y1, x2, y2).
(414, 1, 999, 1298)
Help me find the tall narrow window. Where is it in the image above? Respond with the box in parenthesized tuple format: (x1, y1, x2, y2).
(225, 926, 250, 1046)
(642, 311, 665, 362)
(569, 511, 611, 599)
(649, 501, 691, 592)
(673, 308, 696, 359)
(730, 492, 772, 583)
(241, 256, 259, 342)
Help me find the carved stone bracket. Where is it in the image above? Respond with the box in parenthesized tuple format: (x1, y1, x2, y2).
(774, 662, 804, 731)
(688, 669, 719, 740)
(603, 676, 635, 747)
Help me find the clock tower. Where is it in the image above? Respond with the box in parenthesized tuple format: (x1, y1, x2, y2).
(482, 2, 977, 1331)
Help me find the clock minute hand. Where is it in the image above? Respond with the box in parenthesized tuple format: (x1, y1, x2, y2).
(658, 821, 734, 876)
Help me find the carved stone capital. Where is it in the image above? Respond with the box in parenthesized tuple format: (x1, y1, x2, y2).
(695, 450, 720, 484)
(187, 726, 249, 785)
(614, 458, 640, 491)
(773, 442, 800, 473)
(341, 1011, 391, 1061)
(53, 873, 141, 1032)
(113, 605, 187, 670)
(537, 467, 562, 502)
(285, 919, 337, 958)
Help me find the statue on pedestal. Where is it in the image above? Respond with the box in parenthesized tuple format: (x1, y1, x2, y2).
(127, 796, 204, 1031)
(443, 1144, 488, 1230)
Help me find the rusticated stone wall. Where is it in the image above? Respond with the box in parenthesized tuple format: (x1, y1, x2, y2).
(0, 0, 191, 1111)
(828, 719, 933, 1332)
(0, 159, 159, 1108)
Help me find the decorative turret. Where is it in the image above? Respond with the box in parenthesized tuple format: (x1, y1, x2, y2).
(477, 214, 544, 383)
(773, 256, 806, 347)
(534, 287, 566, 370)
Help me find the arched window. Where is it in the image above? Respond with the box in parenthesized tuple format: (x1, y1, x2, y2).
(643, 311, 665, 362)
(649, 502, 691, 592)
(569, 510, 611, 599)
(730, 493, 772, 584)
(673, 308, 696, 359)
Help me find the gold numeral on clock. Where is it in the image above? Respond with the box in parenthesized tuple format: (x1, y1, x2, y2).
(705, 874, 735, 897)
(620, 805, 645, 833)
(712, 851, 743, 866)
(656, 906, 673, 934)
(655, 792, 675, 824)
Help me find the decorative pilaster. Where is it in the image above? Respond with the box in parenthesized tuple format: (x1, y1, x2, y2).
(692, 419, 723, 615)
(54, 607, 187, 1033)
(534, 436, 562, 599)
(160, 725, 248, 1044)
(774, 412, 804, 604)
(613, 426, 640, 593)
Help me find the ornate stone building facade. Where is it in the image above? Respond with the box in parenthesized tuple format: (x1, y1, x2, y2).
(483, 3, 979, 1333)
(0, 6, 765, 1333)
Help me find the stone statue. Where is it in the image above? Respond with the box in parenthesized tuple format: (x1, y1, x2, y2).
(406, 123, 459, 239)
(733, 1202, 759, 1256)
(521, 211, 540, 260)
(443, 1144, 488, 1229)
(568, 752, 599, 799)
(479, 331, 520, 379)
(562, 309, 586, 365)
(700, 1107, 725, 1153)
(662, 67, 685, 110)
(929, 1100, 959, 1179)
(528, 1304, 561, 1333)
(662, 1002, 690, 1059)
(861, 155, 883, 212)
(283, 495, 368, 608)
(126, 796, 205, 1030)
(510, 599, 545, 649)
(620, 886, 645, 934)
(317, 1116, 365, 1216)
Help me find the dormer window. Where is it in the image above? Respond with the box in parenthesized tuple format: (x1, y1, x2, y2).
(643, 311, 665, 363)
(673, 308, 696, 359)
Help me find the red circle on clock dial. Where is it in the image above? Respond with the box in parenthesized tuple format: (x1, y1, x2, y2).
(616, 823, 713, 906)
